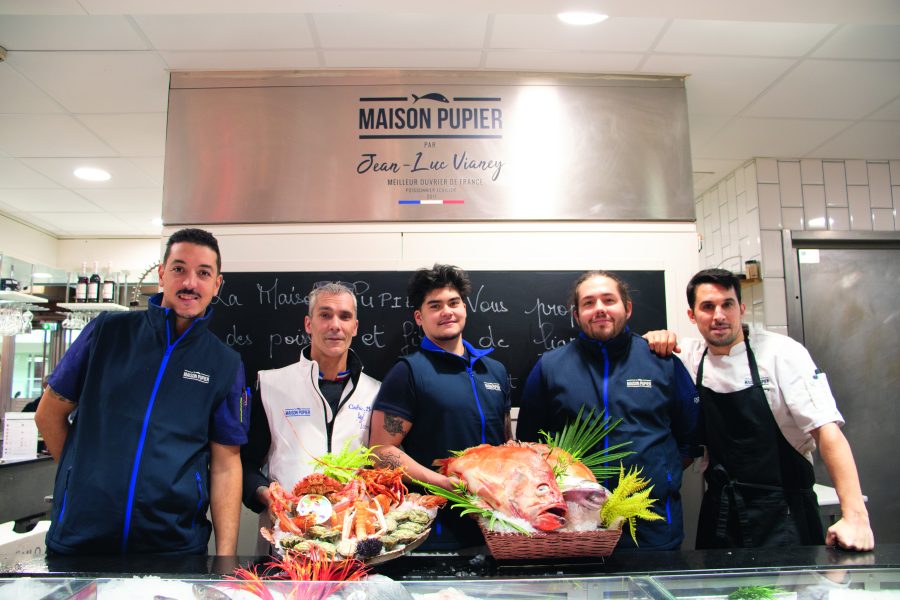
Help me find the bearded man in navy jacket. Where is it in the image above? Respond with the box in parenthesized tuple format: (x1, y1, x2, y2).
(35, 228, 249, 555)
(517, 270, 701, 551)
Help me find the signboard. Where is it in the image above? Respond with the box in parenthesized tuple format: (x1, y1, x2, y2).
(164, 71, 692, 223)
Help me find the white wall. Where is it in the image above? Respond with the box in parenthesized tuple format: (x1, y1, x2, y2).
(173, 221, 701, 338)
(0, 213, 57, 268)
(56, 237, 163, 282)
(695, 158, 900, 334)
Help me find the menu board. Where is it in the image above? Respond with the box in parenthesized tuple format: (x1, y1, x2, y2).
(207, 270, 666, 406)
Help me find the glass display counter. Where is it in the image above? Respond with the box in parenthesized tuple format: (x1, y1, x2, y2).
(1, 569, 898, 599)
(2, 546, 898, 600)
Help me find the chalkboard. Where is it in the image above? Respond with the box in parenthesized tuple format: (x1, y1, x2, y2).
(207, 271, 666, 406)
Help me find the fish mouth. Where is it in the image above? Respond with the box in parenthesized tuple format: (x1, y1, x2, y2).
(533, 503, 568, 532)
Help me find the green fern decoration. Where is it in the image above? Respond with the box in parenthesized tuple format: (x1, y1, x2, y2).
(411, 478, 532, 534)
(311, 440, 378, 483)
(728, 586, 786, 600)
(599, 463, 664, 545)
(540, 406, 634, 481)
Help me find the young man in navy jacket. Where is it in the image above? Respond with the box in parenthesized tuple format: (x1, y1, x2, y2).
(369, 264, 511, 551)
(35, 228, 249, 555)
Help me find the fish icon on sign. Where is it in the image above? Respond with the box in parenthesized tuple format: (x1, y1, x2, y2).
(412, 92, 450, 104)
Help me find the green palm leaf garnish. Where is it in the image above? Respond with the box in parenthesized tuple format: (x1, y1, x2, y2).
(540, 406, 634, 481)
(311, 440, 378, 483)
(412, 479, 531, 534)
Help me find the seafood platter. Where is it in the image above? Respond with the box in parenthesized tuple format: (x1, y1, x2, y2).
(262, 454, 446, 564)
(424, 411, 656, 560)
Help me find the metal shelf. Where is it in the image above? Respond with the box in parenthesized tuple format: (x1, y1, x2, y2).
(57, 302, 130, 312)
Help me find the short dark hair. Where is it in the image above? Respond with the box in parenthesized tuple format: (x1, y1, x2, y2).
(163, 228, 222, 272)
(569, 270, 631, 310)
(407, 264, 472, 310)
(686, 268, 742, 308)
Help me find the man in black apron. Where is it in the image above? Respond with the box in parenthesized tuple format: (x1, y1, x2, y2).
(645, 268, 873, 551)
(683, 269, 873, 550)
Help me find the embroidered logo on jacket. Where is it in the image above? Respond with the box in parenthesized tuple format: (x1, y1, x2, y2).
(285, 407, 312, 417)
(183, 370, 210, 384)
(626, 379, 652, 388)
(483, 382, 502, 391)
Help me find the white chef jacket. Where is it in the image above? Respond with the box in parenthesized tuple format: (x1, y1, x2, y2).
(677, 328, 844, 462)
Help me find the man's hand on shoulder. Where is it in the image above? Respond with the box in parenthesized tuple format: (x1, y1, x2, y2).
(643, 330, 680, 357)
(827, 514, 875, 552)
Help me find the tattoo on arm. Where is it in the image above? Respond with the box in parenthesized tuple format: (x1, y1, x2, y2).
(381, 451, 403, 469)
(383, 414, 406, 436)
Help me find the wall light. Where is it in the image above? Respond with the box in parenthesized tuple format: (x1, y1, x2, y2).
(557, 12, 608, 26)
(74, 167, 111, 182)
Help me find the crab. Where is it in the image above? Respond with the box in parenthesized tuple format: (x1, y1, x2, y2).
(292, 472, 344, 499)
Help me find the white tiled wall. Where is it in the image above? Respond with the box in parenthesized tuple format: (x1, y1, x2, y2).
(696, 158, 900, 330)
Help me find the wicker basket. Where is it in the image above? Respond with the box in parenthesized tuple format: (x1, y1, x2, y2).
(479, 523, 622, 560)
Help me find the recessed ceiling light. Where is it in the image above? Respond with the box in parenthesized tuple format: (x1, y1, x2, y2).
(151, 217, 163, 227)
(557, 11, 608, 26)
(74, 167, 111, 182)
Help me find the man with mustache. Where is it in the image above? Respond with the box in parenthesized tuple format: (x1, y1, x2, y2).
(647, 268, 873, 551)
(35, 228, 249, 555)
(241, 282, 380, 550)
(369, 264, 511, 551)
(517, 270, 701, 551)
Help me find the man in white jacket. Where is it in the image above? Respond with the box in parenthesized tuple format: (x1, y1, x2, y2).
(241, 282, 380, 546)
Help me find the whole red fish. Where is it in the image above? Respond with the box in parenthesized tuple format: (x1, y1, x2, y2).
(434, 441, 567, 531)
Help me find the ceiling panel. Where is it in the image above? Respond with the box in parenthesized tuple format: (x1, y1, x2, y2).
(484, 50, 643, 73)
(685, 115, 732, 153)
(128, 157, 165, 185)
(111, 212, 163, 234)
(0, 64, 65, 113)
(0, 158, 60, 188)
(643, 55, 795, 116)
(6, 51, 170, 113)
(810, 120, 900, 159)
(160, 49, 321, 70)
(0, 189, 101, 213)
(490, 16, 666, 52)
(745, 60, 900, 119)
(19, 157, 160, 188)
(30, 211, 132, 234)
(75, 113, 168, 156)
(0, 15, 147, 50)
(697, 117, 851, 158)
(313, 13, 487, 49)
(0, 2, 897, 237)
(75, 187, 162, 213)
(133, 14, 315, 50)
(812, 25, 900, 59)
(870, 96, 900, 121)
(656, 20, 835, 57)
(324, 49, 482, 69)
(0, 115, 115, 157)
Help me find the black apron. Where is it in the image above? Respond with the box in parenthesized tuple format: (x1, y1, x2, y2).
(695, 338, 824, 548)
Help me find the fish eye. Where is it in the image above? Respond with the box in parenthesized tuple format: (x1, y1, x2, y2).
(536, 484, 550, 493)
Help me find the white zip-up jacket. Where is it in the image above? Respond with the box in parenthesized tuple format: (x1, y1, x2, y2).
(259, 346, 380, 491)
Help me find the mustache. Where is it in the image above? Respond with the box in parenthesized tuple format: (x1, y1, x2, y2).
(176, 288, 200, 297)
